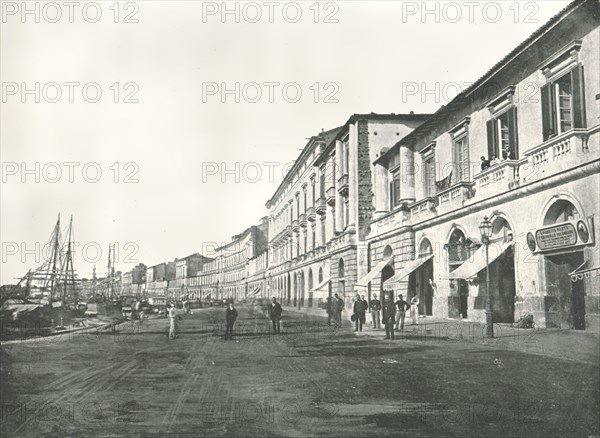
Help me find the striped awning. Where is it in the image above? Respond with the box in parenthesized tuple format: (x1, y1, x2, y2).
(383, 254, 434, 288)
(356, 257, 394, 287)
(312, 276, 331, 292)
(446, 241, 513, 280)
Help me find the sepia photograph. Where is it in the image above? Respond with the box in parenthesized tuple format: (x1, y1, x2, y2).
(1, 1, 599, 437)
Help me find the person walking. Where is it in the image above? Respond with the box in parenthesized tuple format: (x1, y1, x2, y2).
(333, 293, 344, 328)
(395, 294, 410, 331)
(410, 294, 420, 325)
(382, 297, 396, 340)
(224, 302, 238, 341)
(268, 297, 282, 334)
(370, 293, 381, 328)
(168, 303, 178, 339)
(361, 295, 368, 328)
(353, 293, 367, 332)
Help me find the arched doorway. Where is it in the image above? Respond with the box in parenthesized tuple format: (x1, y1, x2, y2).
(338, 259, 345, 307)
(308, 269, 314, 307)
(293, 273, 298, 307)
(299, 271, 305, 309)
(416, 238, 434, 316)
(482, 217, 516, 323)
(286, 273, 291, 306)
(380, 246, 395, 307)
(448, 228, 472, 319)
(543, 200, 585, 329)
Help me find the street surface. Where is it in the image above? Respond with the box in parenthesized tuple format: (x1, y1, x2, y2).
(1, 304, 599, 437)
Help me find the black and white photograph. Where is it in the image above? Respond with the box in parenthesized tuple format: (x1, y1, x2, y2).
(1, 1, 599, 437)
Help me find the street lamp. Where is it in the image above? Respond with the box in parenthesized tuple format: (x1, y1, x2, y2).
(479, 216, 494, 338)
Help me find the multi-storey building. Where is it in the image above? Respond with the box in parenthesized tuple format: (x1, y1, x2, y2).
(199, 218, 269, 301)
(366, 0, 599, 330)
(266, 114, 431, 310)
(145, 262, 175, 297)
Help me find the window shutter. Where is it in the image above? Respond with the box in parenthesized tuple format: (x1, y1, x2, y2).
(540, 83, 555, 141)
(571, 65, 586, 129)
(507, 107, 519, 159)
(461, 139, 470, 182)
(486, 119, 496, 159)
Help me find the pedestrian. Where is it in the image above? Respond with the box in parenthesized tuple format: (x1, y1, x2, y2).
(395, 294, 410, 331)
(353, 293, 367, 332)
(224, 302, 238, 341)
(333, 293, 344, 328)
(325, 296, 334, 326)
(168, 303, 178, 339)
(370, 293, 381, 328)
(361, 295, 368, 327)
(268, 297, 282, 334)
(410, 294, 420, 325)
(382, 296, 396, 340)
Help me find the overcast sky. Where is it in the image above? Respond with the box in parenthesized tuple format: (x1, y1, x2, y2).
(1, 0, 571, 283)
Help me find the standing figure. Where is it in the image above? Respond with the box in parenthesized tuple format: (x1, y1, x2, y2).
(333, 293, 344, 328)
(168, 303, 178, 339)
(224, 302, 238, 341)
(370, 293, 381, 329)
(268, 297, 282, 334)
(410, 295, 420, 325)
(382, 295, 396, 340)
(326, 296, 334, 326)
(353, 294, 367, 332)
(395, 294, 410, 331)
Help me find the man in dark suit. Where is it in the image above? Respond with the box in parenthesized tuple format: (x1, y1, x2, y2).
(382, 297, 396, 340)
(268, 297, 282, 334)
(224, 302, 238, 341)
(395, 294, 410, 331)
(333, 293, 344, 328)
(353, 293, 367, 332)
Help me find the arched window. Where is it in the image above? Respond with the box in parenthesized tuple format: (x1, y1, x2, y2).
(419, 239, 433, 257)
(544, 200, 580, 225)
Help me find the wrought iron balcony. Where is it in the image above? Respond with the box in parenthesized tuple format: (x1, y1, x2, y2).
(337, 174, 349, 196)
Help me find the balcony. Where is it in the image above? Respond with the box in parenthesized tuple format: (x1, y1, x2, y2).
(291, 219, 300, 232)
(306, 206, 316, 222)
(409, 198, 436, 222)
(436, 181, 474, 214)
(523, 129, 595, 184)
(315, 197, 326, 215)
(299, 213, 307, 228)
(473, 160, 520, 199)
(326, 187, 336, 206)
(337, 174, 349, 196)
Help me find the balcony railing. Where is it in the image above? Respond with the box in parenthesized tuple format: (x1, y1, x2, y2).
(409, 198, 436, 221)
(299, 213, 307, 228)
(436, 181, 474, 213)
(326, 187, 336, 206)
(306, 206, 316, 222)
(315, 197, 326, 215)
(523, 129, 593, 184)
(474, 160, 520, 198)
(337, 174, 349, 196)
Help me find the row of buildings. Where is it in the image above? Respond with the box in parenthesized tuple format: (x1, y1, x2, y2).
(121, 0, 600, 330)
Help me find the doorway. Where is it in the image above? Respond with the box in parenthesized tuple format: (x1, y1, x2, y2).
(545, 251, 585, 329)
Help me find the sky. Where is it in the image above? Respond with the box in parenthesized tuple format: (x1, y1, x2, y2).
(0, 0, 572, 283)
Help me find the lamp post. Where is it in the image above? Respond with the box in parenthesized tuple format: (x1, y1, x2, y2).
(479, 216, 493, 338)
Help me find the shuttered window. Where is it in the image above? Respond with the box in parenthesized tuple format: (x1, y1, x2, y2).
(453, 135, 470, 183)
(486, 107, 519, 161)
(424, 155, 436, 197)
(541, 65, 586, 141)
(389, 177, 401, 209)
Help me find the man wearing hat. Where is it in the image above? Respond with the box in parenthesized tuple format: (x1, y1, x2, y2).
(370, 293, 382, 329)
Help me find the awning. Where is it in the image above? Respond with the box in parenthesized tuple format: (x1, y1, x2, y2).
(202, 291, 212, 299)
(383, 254, 434, 288)
(312, 276, 331, 292)
(246, 287, 261, 297)
(569, 263, 600, 282)
(355, 257, 394, 287)
(447, 241, 513, 279)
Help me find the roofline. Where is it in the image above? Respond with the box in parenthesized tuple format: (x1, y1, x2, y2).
(374, 0, 593, 166)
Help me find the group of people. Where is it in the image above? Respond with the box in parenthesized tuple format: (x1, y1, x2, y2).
(350, 292, 420, 338)
(168, 297, 284, 341)
(325, 294, 345, 327)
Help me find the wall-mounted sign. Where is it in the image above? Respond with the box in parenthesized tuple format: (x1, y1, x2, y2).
(530, 218, 594, 253)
